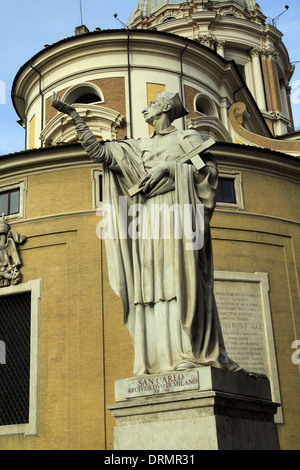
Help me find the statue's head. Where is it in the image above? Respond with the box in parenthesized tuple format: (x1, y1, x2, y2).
(142, 91, 188, 124)
(0, 214, 9, 235)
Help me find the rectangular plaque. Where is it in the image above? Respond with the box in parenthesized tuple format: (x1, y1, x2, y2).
(124, 370, 199, 399)
(214, 271, 283, 422)
(215, 280, 266, 374)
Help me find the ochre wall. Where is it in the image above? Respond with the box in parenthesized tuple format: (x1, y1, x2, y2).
(212, 167, 299, 449)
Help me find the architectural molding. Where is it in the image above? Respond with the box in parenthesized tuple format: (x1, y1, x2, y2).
(228, 102, 300, 156)
(214, 208, 300, 227)
(1, 140, 299, 190)
(187, 115, 232, 142)
(62, 82, 105, 104)
(40, 104, 125, 146)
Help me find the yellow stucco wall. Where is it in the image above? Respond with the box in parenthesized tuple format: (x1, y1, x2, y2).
(146, 82, 166, 134)
(28, 115, 36, 150)
(211, 165, 299, 449)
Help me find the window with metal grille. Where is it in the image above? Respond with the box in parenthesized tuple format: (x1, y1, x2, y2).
(0, 293, 31, 426)
(0, 189, 20, 216)
(216, 177, 236, 204)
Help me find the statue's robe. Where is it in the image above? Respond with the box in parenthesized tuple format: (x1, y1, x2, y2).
(73, 116, 240, 375)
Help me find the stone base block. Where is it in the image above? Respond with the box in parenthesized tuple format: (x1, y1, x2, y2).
(108, 367, 280, 450)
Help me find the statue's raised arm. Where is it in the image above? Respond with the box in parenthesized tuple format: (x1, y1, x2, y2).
(51, 92, 109, 163)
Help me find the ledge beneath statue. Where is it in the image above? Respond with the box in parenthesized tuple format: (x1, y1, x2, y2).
(108, 366, 280, 450)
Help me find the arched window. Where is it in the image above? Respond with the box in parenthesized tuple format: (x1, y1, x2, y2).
(194, 94, 218, 117)
(62, 83, 104, 105)
(74, 93, 102, 104)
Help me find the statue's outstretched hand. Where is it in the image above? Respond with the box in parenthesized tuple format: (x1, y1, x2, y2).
(51, 92, 77, 116)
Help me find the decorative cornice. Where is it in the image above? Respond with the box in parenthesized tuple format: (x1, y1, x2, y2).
(187, 115, 232, 143)
(218, 6, 245, 20)
(0, 139, 299, 190)
(228, 101, 300, 157)
(40, 104, 125, 146)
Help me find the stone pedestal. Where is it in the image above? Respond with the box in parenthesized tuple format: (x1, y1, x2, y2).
(108, 367, 280, 450)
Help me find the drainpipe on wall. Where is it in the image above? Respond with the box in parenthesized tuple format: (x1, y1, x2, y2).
(180, 39, 189, 130)
(30, 61, 44, 148)
(11, 94, 27, 149)
(127, 30, 133, 138)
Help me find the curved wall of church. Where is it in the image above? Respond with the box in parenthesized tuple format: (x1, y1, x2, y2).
(12, 30, 268, 151)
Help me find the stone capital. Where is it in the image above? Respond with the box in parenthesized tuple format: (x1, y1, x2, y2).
(197, 34, 216, 48)
(279, 78, 290, 90)
(250, 46, 263, 58)
(261, 47, 278, 61)
(216, 38, 226, 48)
(251, 47, 278, 62)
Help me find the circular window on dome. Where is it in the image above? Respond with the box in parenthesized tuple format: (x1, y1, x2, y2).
(62, 83, 104, 106)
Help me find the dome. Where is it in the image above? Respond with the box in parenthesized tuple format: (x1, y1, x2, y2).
(127, 0, 257, 26)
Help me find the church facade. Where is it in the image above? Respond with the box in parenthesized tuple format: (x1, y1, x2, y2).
(0, 1, 299, 449)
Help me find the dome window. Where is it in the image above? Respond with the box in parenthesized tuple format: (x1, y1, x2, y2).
(162, 17, 176, 23)
(194, 94, 218, 117)
(74, 93, 102, 104)
(62, 83, 104, 106)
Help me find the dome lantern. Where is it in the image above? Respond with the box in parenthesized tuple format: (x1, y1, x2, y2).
(127, 0, 259, 27)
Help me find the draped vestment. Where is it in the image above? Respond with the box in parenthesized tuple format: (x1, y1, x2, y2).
(74, 116, 240, 375)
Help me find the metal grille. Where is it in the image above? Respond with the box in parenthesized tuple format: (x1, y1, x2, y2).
(0, 293, 31, 426)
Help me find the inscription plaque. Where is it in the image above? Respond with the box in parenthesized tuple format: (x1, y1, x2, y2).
(124, 370, 199, 399)
(214, 271, 283, 422)
(215, 281, 266, 374)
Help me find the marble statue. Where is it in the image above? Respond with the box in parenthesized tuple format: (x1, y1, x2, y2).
(52, 90, 241, 376)
(0, 214, 26, 287)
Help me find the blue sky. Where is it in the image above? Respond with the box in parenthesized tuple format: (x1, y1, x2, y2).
(0, 0, 299, 155)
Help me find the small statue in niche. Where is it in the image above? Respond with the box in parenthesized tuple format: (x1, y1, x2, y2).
(0, 214, 26, 287)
